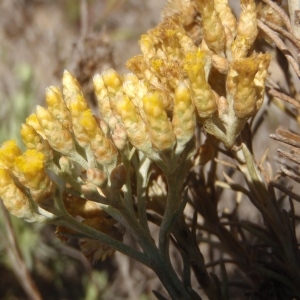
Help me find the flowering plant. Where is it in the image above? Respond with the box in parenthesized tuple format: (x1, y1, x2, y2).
(1, 0, 300, 299)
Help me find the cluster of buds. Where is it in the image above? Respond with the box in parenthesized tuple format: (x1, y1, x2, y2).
(0, 0, 271, 261)
(0, 140, 55, 222)
(127, 0, 271, 149)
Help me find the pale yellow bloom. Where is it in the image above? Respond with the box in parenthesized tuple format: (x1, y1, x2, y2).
(227, 53, 271, 118)
(93, 74, 115, 125)
(231, 0, 258, 59)
(184, 50, 217, 119)
(79, 109, 117, 166)
(0, 168, 43, 221)
(0, 140, 22, 168)
(13, 149, 56, 203)
(114, 92, 152, 153)
(25, 113, 46, 139)
(143, 92, 175, 151)
(46, 86, 72, 131)
(21, 124, 53, 162)
(195, 0, 226, 54)
(36, 106, 75, 155)
(172, 81, 196, 152)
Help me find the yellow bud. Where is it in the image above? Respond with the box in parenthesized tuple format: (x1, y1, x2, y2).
(13, 149, 55, 203)
(79, 109, 117, 166)
(21, 124, 40, 149)
(80, 110, 99, 139)
(93, 74, 114, 125)
(114, 93, 151, 152)
(111, 123, 127, 151)
(195, 0, 226, 54)
(139, 33, 156, 58)
(101, 69, 123, 96)
(126, 55, 148, 80)
(172, 82, 196, 151)
(25, 113, 46, 139)
(214, 0, 237, 38)
(184, 50, 217, 118)
(231, 0, 258, 59)
(228, 53, 271, 118)
(0, 140, 22, 168)
(21, 124, 53, 162)
(36, 106, 75, 154)
(62, 70, 88, 110)
(46, 86, 72, 131)
(0, 168, 44, 221)
(122, 73, 147, 111)
(143, 92, 175, 151)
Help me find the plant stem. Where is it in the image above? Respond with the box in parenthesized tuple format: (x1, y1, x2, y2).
(158, 170, 181, 258)
(136, 155, 151, 233)
(0, 202, 42, 300)
(56, 213, 149, 266)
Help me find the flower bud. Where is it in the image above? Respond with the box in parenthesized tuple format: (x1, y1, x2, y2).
(231, 0, 258, 59)
(62, 70, 88, 110)
(93, 74, 114, 125)
(114, 92, 152, 153)
(195, 0, 226, 54)
(79, 109, 117, 166)
(36, 106, 75, 155)
(21, 124, 53, 162)
(184, 50, 217, 119)
(214, 0, 237, 38)
(227, 53, 271, 119)
(13, 149, 56, 204)
(172, 81, 196, 152)
(46, 86, 72, 131)
(25, 113, 46, 139)
(143, 92, 175, 151)
(0, 140, 22, 168)
(0, 168, 46, 222)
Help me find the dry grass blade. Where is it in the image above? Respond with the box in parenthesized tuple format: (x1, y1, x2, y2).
(270, 128, 300, 148)
(261, 0, 294, 34)
(269, 89, 300, 109)
(281, 167, 300, 184)
(262, 20, 300, 49)
(277, 149, 300, 165)
(258, 20, 300, 77)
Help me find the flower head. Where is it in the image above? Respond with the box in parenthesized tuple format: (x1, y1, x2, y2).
(13, 149, 56, 203)
(0, 140, 22, 168)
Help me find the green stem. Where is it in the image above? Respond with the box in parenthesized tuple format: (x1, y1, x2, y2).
(148, 252, 196, 300)
(112, 195, 196, 299)
(158, 171, 181, 258)
(136, 155, 151, 233)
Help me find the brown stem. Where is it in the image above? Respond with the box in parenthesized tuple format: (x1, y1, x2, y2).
(0, 202, 42, 300)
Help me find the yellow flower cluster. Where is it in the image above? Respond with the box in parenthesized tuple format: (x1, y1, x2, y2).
(126, 0, 271, 148)
(0, 141, 55, 221)
(0, 0, 271, 261)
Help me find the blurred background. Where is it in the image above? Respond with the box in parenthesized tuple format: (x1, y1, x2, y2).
(0, 0, 165, 299)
